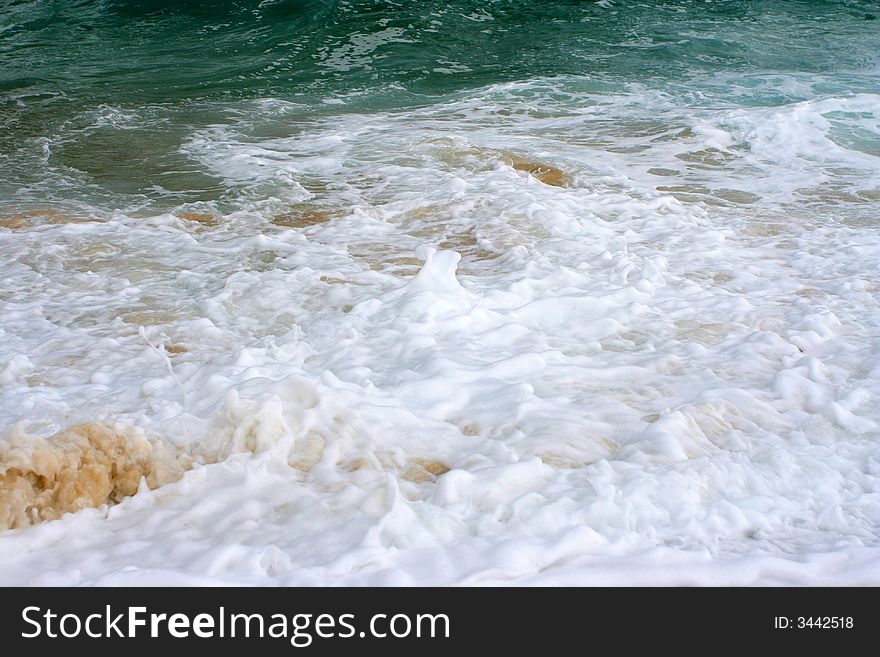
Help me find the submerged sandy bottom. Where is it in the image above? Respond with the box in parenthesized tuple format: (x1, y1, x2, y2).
(1, 82, 879, 585)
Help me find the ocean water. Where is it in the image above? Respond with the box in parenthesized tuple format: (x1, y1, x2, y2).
(1, 0, 879, 584)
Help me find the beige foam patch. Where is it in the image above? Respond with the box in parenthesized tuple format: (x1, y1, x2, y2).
(120, 309, 181, 326)
(402, 459, 450, 483)
(343, 457, 373, 472)
(288, 432, 327, 473)
(0, 216, 31, 230)
(320, 275, 360, 286)
(350, 242, 424, 277)
(742, 221, 788, 237)
(510, 157, 567, 187)
(439, 227, 498, 262)
(0, 423, 190, 531)
(535, 453, 594, 469)
(0, 209, 99, 229)
(673, 319, 729, 346)
(368, 255, 423, 276)
(424, 139, 569, 187)
(175, 212, 218, 227)
(272, 207, 334, 229)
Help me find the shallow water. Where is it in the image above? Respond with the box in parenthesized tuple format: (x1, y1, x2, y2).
(1, 0, 879, 584)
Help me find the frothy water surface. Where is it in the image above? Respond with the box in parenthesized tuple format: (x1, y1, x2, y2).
(1, 0, 879, 584)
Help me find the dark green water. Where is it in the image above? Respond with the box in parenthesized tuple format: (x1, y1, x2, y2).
(1, 0, 879, 211)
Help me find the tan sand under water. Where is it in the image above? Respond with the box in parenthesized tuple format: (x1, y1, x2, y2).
(509, 157, 567, 187)
(272, 207, 334, 228)
(175, 212, 219, 227)
(0, 422, 190, 531)
(0, 209, 100, 230)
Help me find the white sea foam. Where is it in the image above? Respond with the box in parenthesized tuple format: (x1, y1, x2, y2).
(0, 75, 878, 584)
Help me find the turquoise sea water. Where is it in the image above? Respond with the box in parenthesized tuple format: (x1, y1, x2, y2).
(2, 0, 879, 212)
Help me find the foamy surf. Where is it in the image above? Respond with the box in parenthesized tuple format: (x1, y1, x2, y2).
(1, 1, 879, 586)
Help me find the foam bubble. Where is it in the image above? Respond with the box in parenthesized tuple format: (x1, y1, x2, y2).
(0, 423, 189, 530)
